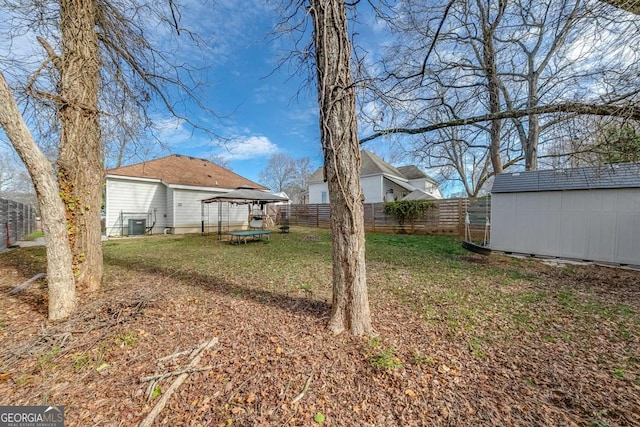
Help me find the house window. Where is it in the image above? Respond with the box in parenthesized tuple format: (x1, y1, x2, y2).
(321, 191, 327, 204)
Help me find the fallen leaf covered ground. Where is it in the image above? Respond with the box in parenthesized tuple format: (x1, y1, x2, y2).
(0, 229, 638, 426)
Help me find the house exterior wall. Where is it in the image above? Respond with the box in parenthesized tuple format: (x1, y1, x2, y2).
(172, 188, 207, 233)
(171, 188, 248, 234)
(166, 187, 175, 228)
(200, 201, 253, 233)
(362, 175, 383, 202)
(308, 182, 329, 204)
(106, 177, 253, 236)
(309, 176, 387, 203)
(491, 188, 640, 266)
(105, 177, 167, 237)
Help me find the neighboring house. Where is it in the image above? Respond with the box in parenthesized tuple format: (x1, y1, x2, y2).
(490, 163, 640, 266)
(306, 150, 442, 204)
(105, 154, 268, 236)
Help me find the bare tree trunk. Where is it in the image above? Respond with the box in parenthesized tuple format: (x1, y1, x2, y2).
(58, 0, 103, 292)
(525, 74, 539, 171)
(310, 0, 373, 336)
(478, 0, 506, 175)
(0, 72, 76, 320)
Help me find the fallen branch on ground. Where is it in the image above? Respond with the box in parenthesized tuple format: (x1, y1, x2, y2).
(291, 373, 313, 404)
(139, 337, 218, 427)
(140, 365, 214, 383)
(8, 273, 45, 295)
(157, 343, 206, 363)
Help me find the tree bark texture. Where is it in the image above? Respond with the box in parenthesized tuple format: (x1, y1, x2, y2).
(525, 73, 539, 171)
(0, 72, 77, 320)
(478, 0, 505, 175)
(58, 0, 104, 292)
(310, 0, 373, 336)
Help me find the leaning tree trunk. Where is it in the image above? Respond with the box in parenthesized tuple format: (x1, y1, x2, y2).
(0, 72, 76, 320)
(311, 0, 373, 336)
(58, 0, 104, 292)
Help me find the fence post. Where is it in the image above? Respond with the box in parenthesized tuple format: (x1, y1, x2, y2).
(457, 199, 464, 237)
(370, 203, 375, 232)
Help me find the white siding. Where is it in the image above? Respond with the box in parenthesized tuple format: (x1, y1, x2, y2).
(166, 187, 175, 227)
(362, 175, 383, 203)
(310, 176, 384, 203)
(308, 182, 328, 204)
(200, 202, 252, 233)
(171, 189, 247, 234)
(106, 177, 246, 235)
(491, 188, 640, 266)
(105, 177, 167, 237)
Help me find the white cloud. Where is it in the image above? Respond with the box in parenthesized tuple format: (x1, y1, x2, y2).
(216, 135, 279, 160)
(153, 117, 193, 144)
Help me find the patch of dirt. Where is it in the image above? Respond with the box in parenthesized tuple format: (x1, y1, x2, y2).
(0, 253, 639, 426)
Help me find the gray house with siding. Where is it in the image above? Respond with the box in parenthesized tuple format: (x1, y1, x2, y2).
(490, 163, 640, 266)
(306, 150, 442, 204)
(105, 155, 267, 236)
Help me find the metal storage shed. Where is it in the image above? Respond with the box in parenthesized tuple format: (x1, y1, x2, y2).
(490, 163, 640, 266)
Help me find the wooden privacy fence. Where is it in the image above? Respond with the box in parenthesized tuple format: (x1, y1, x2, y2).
(0, 198, 38, 251)
(279, 197, 491, 238)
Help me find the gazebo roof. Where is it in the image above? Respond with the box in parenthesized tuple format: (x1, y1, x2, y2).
(201, 186, 289, 204)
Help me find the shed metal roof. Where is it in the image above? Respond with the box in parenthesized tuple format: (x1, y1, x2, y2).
(491, 163, 640, 193)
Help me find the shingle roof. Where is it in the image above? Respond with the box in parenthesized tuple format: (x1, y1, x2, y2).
(402, 189, 438, 200)
(397, 165, 437, 183)
(307, 167, 324, 183)
(361, 150, 404, 178)
(491, 163, 640, 193)
(107, 154, 267, 190)
(306, 151, 436, 185)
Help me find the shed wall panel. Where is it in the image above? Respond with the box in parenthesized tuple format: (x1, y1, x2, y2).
(491, 188, 640, 266)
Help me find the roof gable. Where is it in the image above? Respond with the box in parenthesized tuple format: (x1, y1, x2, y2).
(107, 154, 267, 190)
(307, 152, 437, 185)
(307, 167, 324, 183)
(491, 163, 640, 193)
(397, 165, 437, 183)
(361, 150, 404, 178)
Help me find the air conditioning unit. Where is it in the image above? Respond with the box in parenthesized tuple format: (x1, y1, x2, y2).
(128, 218, 146, 236)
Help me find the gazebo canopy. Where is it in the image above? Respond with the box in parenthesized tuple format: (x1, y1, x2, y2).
(201, 186, 289, 205)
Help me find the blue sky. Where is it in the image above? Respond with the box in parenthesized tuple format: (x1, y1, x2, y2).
(150, 0, 327, 183)
(146, 0, 388, 186)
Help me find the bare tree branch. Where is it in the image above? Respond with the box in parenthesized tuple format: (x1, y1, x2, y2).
(360, 102, 640, 144)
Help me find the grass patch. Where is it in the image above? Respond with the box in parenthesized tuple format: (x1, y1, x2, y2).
(369, 346, 403, 370)
(24, 231, 44, 240)
(116, 331, 137, 346)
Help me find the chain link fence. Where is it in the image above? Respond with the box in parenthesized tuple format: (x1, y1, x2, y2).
(0, 198, 38, 251)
